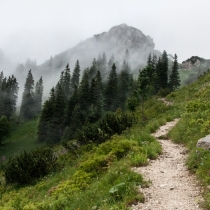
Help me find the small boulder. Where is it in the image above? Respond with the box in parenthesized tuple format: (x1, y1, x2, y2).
(197, 135, 210, 150)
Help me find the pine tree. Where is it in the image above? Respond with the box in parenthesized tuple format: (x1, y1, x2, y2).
(0, 74, 18, 118)
(118, 70, 130, 110)
(89, 58, 98, 81)
(34, 77, 43, 115)
(37, 87, 55, 142)
(169, 54, 180, 91)
(138, 68, 151, 119)
(71, 60, 80, 93)
(89, 71, 104, 122)
(50, 82, 66, 143)
(78, 70, 90, 121)
(66, 85, 78, 126)
(0, 116, 10, 145)
(147, 53, 152, 66)
(104, 63, 118, 111)
(20, 70, 35, 120)
(160, 50, 169, 89)
(155, 57, 162, 92)
(62, 64, 71, 101)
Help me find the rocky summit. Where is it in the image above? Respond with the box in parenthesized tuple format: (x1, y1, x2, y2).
(38, 24, 160, 74)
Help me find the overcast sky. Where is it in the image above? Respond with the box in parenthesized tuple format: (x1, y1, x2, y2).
(1, 0, 210, 65)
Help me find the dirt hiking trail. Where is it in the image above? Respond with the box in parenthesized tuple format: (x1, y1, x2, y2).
(132, 119, 203, 210)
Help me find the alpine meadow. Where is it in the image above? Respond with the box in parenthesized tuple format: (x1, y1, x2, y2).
(1, 23, 210, 210)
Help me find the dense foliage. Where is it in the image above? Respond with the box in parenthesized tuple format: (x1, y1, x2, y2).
(4, 148, 57, 184)
(20, 70, 43, 120)
(0, 71, 18, 118)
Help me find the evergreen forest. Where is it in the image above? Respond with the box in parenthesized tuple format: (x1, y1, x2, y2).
(2, 50, 210, 209)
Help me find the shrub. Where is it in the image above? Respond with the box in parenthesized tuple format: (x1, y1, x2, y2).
(76, 113, 133, 145)
(4, 148, 57, 184)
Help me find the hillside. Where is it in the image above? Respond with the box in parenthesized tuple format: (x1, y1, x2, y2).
(2, 70, 210, 208)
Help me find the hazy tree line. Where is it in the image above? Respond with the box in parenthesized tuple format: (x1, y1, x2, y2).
(0, 70, 43, 144)
(37, 56, 134, 145)
(0, 50, 180, 146)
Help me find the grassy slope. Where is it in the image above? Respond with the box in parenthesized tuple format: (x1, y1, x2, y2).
(0, 119, 45, 161)
(2, 70, 210, 209)
(0, 99, 177, 210)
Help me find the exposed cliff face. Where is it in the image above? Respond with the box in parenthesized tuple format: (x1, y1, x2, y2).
(38, 24, 161, 75)
(181, 56, 210, 70)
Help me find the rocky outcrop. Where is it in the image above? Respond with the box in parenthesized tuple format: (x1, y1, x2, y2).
(38, 24, 161, 74)
(197, 135, 210, 150)
(181, 56, 210, 70)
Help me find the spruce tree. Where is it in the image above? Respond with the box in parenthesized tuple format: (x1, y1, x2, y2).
(118, 70, 130, 110)
(0, 116, 10, 145)
(78, 70, 90, 121)
(169, 54, 180, 91)
(62, 64, 71, 101)
(89, 71, 104, 122)
(160, 50, 169, 89)
(0, 75, 18, 118)
(66, 85, 78, 126)
(71, 60, 80, 93)
(37, 87, 55, 142)
(20, 70, 35, 120)
(34, 77, 43, 115)
(89, 58, 98, 81)
(104, 63, 118, 111)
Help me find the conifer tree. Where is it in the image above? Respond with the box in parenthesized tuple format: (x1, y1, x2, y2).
(50, 82, 66, 143)
(34, 77, 43, 115)
(147, 53, 152, 66)
(89, 58, 98, 81)
(160, 50, 169, 89)
(78, 70, 90, 121)
(0, 116, 10, 145)
(104, 63, 118, 111)
(101, 52, 107, 72)
(62, 64, 71, 101)
(0, 75, 19, 118)
(118, 70, 130, 110)
(89, 71, 104, 122)
(20, 70, 35, 120)
(66, 85, 78, 126)
(169, 54, 180, 91)
(71, 60, 80, 93)
(37, 87, 55, 142)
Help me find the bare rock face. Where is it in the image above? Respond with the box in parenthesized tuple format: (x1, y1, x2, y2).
(39, 24, 161, 74)
(197, 135, 210, 150)
(181, 56, 210, 70)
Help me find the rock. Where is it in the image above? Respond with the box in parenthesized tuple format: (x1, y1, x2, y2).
(197, 135, 210, 150)
(159, 184, 168, 188)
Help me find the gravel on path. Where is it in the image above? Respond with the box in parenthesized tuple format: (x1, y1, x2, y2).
(132, 119, 203, 210)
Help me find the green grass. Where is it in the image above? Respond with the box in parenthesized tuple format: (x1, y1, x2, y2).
(0, 118, 45, 162)
(0, 97, 171, 209)
(3, 71, 210, 209)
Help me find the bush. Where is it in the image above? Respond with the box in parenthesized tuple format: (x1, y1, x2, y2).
(4, 148, 57, 184)
(76, 113, 133, 145)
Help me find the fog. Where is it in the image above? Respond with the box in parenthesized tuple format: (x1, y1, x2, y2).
(1, 0, 210, 68)
(1, 0, 210, 106)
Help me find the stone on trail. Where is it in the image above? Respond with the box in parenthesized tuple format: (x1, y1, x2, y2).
(197, 135, 210, 150)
